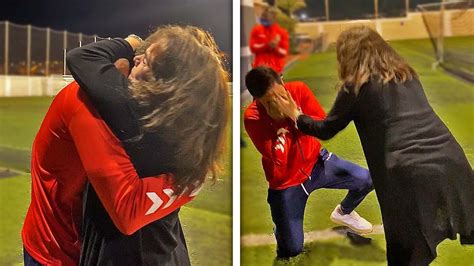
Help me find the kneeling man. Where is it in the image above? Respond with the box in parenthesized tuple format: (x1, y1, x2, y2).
(244, 67, 374, 258)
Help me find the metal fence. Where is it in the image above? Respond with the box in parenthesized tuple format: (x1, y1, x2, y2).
(0, 21, 104, 76)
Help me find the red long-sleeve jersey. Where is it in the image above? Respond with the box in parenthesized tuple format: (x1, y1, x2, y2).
(22, 82, 200, 265)
(244, 81, 326, 190)
(249, 23, 289, 74)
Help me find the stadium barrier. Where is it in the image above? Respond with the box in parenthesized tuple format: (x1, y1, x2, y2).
(0, 75, 233, 97)
(0, 75, 68, 97)
(295, 9, 474, 48)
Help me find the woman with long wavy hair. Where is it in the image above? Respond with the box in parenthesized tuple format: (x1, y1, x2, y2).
(274, 26, 473, 265)
(73, 25, 230, 265)
(22, 25, 229, 265)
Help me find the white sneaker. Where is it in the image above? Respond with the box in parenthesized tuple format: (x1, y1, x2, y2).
(330, 205, 373, 234)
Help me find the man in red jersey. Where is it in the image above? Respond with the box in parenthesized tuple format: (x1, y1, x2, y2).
(21, 37, 200, 265)
(244, 67, 374, 258)
(249, 7, 289, 74)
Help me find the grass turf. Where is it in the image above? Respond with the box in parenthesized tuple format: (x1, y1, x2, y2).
(242, 235, 474, 266)
(0, 96, 232, 265)
(241, 37, 474, 264)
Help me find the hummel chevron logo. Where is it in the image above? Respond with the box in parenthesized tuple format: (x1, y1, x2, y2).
(275, 128, 289, 153)
(163, 189, 177, 209)
(145, 192, 164, 215)
(145, 184, 203, 215)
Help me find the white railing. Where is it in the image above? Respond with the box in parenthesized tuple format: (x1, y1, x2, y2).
(0, 21, 104, 76)
(0, 75, 68, 97)
(0, 75, 233, 97)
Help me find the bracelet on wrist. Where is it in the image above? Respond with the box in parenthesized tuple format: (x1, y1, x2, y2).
(294, 108, 303, 129)
(127, 34, 143, 43)
(295, 108, 303, 121)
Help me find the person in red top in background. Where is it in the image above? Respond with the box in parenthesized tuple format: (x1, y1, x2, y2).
(244, 67, 374, 258)
(249, 7, 289, 74)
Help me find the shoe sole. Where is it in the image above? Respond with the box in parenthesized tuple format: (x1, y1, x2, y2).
(330, 215, 374, 235)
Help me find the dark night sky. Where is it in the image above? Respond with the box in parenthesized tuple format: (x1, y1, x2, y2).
(0, 0, 232, 57)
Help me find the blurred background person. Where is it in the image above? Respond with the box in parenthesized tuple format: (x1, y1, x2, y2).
(249, 6, 289, 75)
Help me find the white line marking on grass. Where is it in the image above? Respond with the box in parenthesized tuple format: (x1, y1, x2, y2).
(241, 224, 384, 247)
(0, 167, 28, 176)
(0, 144, 31, 151)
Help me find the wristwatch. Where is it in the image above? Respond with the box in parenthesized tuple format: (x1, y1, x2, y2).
(127, 34, 143, 43)
(294, 107, 303, 129)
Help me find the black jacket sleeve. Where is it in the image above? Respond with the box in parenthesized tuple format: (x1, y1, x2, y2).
(66, 39, 140, 140)
(297, 89, 357, 140)
(66, 38, 134, 101)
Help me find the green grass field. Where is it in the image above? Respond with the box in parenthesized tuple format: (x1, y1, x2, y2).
(241, 38, 474, 265)
(0, 97, 232, 265)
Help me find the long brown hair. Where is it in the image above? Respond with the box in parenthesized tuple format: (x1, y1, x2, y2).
(336, 26, 417, 94)
(130, 25, 229, 193)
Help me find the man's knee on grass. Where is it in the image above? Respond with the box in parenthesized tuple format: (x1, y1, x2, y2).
(277, 240, 304, 258)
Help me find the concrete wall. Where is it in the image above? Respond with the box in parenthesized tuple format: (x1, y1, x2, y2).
(0, 75, 70, 97)
(295, 9, 474, 45)
(0, 76, 232, 97)
(0, 75, 233, 98)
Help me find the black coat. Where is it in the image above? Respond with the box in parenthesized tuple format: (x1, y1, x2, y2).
(67, 39, 190, 266)
(297, 78, 474, 265)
